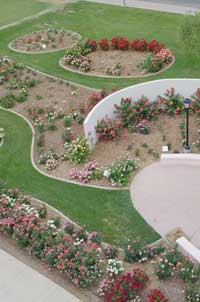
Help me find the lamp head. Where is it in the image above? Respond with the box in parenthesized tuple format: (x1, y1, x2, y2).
(184, 98, 192, 109)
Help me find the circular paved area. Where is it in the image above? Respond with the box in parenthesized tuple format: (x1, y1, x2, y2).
(131, 158, 200, 248)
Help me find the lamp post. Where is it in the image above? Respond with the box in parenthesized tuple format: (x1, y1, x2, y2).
(183, 98, 192, 153)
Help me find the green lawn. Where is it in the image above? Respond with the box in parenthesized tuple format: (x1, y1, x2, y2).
(0, 0, 51, 27)
(0, 109, 159, 245)
(0, 1, 198, 89)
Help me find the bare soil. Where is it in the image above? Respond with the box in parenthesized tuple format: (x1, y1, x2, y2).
(1, 67, 200, 188)
(10, 29, 80, 53)
(62, 49, 172, 77)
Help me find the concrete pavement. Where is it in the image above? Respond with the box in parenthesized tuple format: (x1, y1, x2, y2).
(85, 0, 200, 14)
(131, 158, 200, 248)
(0, 249, 81, 302)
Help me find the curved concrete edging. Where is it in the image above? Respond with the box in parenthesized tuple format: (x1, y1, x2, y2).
(0, 107, 128, 191)
(59, 55, 175, 79)
(33, 196, 163, 248)
(25, 65, 99, 91)
(161, 153, 200, 161)
(8, 30, 81, 54)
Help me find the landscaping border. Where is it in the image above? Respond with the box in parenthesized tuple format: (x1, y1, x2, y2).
(8, 29, 81, 54)
(59, 56, 175, 79)
(0, 107, 128, 191)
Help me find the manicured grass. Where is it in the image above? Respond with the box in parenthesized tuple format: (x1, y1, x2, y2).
(0, 109, 159, 245)
(0, 1, 198, 89)
(0, 0, 51, 27)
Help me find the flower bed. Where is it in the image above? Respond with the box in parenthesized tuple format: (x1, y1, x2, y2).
(61, 37, 174, 77)
(0, 188, 103, 288)
(2, 57, 200, 189)
(9, 29, 81, 53)
(1, 186, 200, 301)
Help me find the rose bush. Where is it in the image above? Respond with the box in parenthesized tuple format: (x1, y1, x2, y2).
(0, 188, 103, 288)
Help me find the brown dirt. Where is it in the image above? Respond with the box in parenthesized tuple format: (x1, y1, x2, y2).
(1, 67, 200, 188)
(10, 29, 80, 53)
(62, 49, 171, 77)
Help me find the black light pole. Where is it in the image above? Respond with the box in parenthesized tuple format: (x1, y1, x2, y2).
(183, 98, 192, 153)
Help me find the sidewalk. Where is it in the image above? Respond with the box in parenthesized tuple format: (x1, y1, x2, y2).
(85, 0, 200, 14)
(131, 159, 200, 248)
(0, 249, 81, 302)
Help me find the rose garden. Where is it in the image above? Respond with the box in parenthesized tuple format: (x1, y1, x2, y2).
(1, 1, 200, 301)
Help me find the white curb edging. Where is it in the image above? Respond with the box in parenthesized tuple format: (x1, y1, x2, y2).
(59, 55, 175, 79)
(0, 107, 128, 191)
(8, 29, 81, 54)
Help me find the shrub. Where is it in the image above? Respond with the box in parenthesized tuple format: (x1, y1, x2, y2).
(124, 240, 165, 263)
(64, 116, 72, 127)
(103, 245, 118, 259)
(63, 128, 74, 144)
(88, 231, 102, 245)
(106, 259, 124, 277)
(69, 161, 102, 183)
(47, 122, 57, 131)
(0, 93, 16, 108)
(111, 37, 129, 50)
(160, 88, 184, 116)
(138, 53, 163, 73)
(115, 96, 159, 128)
(85, 90, 107, 113)
(85, 39, 97, 51)
(177, 258, 200, 283)
(67, 136, 90, 164)
(154, 248, 181, 280)
(98, 38, 110, 50)
(185, 286, 200, 302)
(105, 157, 137, 186)
(96, 117, 122, 141)
(98, 269, 149, 301)
(148, 289, 168, 302)
(130, 38, 147, 51)
(135, 120, 150, 134)
(106, 63, 122, 76)
(156, 48, 173, 64)
(34, 118, 44, 133)
(147, 39, 165, 53)
(76, 114, 85, 124)
(0, 189, 103, 288)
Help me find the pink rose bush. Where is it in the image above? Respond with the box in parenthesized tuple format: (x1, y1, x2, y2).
(69, 160, 102, 183)
(0, 188, 103, 288)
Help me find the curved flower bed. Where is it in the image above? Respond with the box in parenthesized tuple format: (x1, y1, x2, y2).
(9, 29, 81, 53)
(0, 188, 103, 288)
(1, 187, 199, 301)
(60, 37, 174, 78)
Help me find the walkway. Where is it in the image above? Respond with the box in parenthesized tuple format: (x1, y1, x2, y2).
(0, 248, 81, 302)
(85, 0, 200, 14)
(131, 156, 200, 248)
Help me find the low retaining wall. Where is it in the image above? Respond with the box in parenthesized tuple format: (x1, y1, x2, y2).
(84, 79, 200, 149)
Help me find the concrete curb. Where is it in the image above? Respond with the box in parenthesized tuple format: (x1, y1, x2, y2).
(59, 55, 175, 79)
(8, 30, 81, 55)
(0, 107, 128, 191)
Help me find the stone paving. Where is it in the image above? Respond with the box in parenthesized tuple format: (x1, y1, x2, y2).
(131, 157, 200, 248)
(0, 249, 81, 302)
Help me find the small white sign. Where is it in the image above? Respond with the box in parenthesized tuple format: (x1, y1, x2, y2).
(162, 145, 169, 152)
